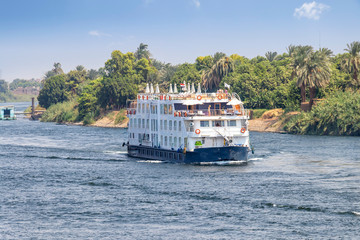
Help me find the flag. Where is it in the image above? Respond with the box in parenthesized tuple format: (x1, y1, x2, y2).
(224, 82, 231, 89)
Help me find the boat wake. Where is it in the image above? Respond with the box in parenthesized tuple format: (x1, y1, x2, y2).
(197, 160, 247, 166)
(137, 160, 164, 164)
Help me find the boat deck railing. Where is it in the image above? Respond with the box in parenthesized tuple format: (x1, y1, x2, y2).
(127, 108, 249, 118)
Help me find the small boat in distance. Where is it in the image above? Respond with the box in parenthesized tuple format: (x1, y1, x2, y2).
(0, 106, 16, 120)
(126, 83, 251, 164)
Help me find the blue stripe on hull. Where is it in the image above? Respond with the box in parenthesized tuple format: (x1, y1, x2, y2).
(127, 145, 248, 164)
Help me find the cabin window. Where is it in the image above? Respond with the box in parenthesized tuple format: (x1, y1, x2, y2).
(138, 103, 141, 112)
(179, 122, 182, 131)
(156, 120, 158, 131)
(174, 121, 177, 131)
(155, 105, 158, 114)
(160, 104, 164, 114)
(184, 138, 188, 148)
(169, 120, 172, 130)
(161, 136, 163, 146)
(146, 104, 149, 113)
(160, 120, 163, 130)
(164, 105, 168, 114)
(142, 119, 145, 128)
(179, 137, 182, 147)
(174, 137, 177, 147)
(164, 136, 168, 146)
(200, 121, 209, 127)
(169, 136, 172, 147)
(142, 103, 145, 113)
(146, 119, 149, 129)
(138, 119, 141, 128)
(164, 120, 167, 130)
(168, 105, 173, 114)
(212, 120, 224, 127)
(227, 120, 237, 127)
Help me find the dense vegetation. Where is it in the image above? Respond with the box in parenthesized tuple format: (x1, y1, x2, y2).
(36, 42, 360, 135)
(284, 91, 360, 136)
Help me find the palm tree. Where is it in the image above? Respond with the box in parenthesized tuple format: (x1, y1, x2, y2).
(134, 43, 151, 60)
(289, 45, 313, 102)
(53, 62, 64, 75)
(297, 48, 332, 105)
(202, 57, 234, 91)
(342, 41, 360, 86)
(265, 51, 278, 62)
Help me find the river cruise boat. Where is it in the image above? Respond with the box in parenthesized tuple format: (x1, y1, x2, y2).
(0, 105, 16, 120)
(126, 83, 250, 164)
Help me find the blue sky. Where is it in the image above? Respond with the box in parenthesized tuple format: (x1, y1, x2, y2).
(0, 0, 359, 82)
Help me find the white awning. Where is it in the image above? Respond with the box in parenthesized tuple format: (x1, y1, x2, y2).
(226, 98, 242, 105)
(182, 100, 204, 105)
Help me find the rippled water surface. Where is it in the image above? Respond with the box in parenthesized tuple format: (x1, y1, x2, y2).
(1, 102, 360, 239)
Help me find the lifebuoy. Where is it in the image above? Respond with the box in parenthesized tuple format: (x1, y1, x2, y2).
(241, 128, 246, 133)
(174, 112, 177, 117)
(142, 95, 145, 100)
(184, 112, 187, 117)
(217, 95, 222, 100)
(197, 95, 202, 100)
(195, 129, 201, 134)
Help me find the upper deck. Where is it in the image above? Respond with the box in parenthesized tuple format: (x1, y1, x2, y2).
(127, 91, 249, 119)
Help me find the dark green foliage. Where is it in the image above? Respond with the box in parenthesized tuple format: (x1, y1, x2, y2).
(97, 75, 137, 109)
(38, 75, 68, 108)
(0, 80, 8, 93)
(171, 63, 201, 85)
(284, 91, 360, 136)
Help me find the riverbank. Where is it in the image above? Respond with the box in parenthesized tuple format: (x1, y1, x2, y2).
(249, 109, 299, 133)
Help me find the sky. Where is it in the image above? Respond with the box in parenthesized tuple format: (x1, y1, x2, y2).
(0, 0, 359, 82)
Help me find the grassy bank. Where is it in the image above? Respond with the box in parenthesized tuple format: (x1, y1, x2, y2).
(284, 91, 360, 136)
(40, 100, 128, 127)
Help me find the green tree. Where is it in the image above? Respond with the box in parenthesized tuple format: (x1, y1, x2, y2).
(342, 41, 360, 86)
(289, 45, 313, 102)
(38, 75, 68, 108)
(171, 63, 201, 86)
(66, 67, 87, 95)
(213, 52, 226, 63)
(134, 43, 151, 60)
(202, 57, 234, 91)
(265, 51, 278, 62)
(297, 48, 332, 105)
(195, 56, 214, 71)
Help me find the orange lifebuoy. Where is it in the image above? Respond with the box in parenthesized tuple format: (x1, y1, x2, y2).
(142, 96, 144, 100)
(197, 95, 202, 100)
(195, 129, 201, 134)
(217, 95, 222, 100)
(174, 112, 177, 117)
(241, 128, 246, 133)
(184, 112, 187, 117)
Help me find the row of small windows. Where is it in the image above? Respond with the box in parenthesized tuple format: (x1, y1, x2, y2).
(137, 103, 174, 115)
(129, 133, 186, 149)
(129, 119, 182, 132)
(200, 120, 237, 127)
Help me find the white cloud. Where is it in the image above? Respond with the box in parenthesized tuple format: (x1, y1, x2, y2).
(89, 30, 100, 36)
(88, 30, 111, 37)
(193, 0, 200, 8)
(294, 1, 329, 20)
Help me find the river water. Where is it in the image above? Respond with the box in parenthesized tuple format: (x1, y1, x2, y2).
(1, 102, 360, 239)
